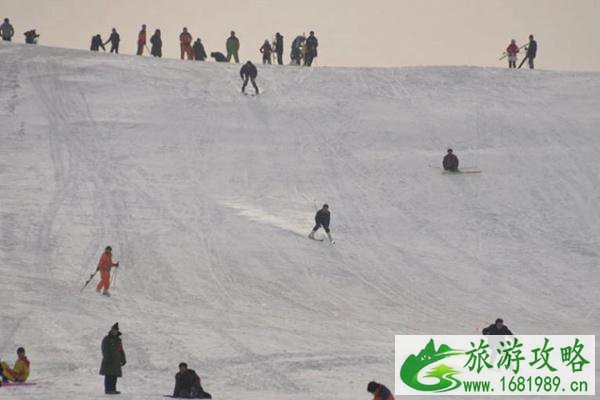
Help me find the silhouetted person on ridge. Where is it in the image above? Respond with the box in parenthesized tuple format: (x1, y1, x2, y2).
(90, 34, 105, 52)
(150, 29, 162, 57)
(105, 28, 120, 53)
(304, 31, 318, 66)
(137, 24, 147, 56)
(275, 32, 284, 65)
(193, 38, 207, 61)
(260, 39, 272, 64)
(525, 34, 537, 69)
(226, 30, 240, 63)
(0, 18, 15, 41)
(24, 29, 40, 44)
(506, 39, 519, 68)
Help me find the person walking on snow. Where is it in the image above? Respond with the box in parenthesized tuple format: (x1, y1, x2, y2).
(506, 39, 519, 68)
(193, 38, 207, 61)
(180, 27, 193, 60)
(525, 34, 537, 69)
(173, 362, 212, 398)
(442, 148, 459, 172)
(0, 18, 14, 42)
(0, 347, 30, 383)
(96, 246, 119, 296)
(260, 39, 272, 64)
(137, 24, 147, 56)
(226, 30, 240, 63)
(309, 204, 334, 243)
(304, 31, 318, 66)
(100, 323, 126, 395)
(150, 29, 162, 57)
(240, 61, 259, 95)
(367, 381, 395, 400)
(275, 32, 283, 65)
(104, 28, 120, 54)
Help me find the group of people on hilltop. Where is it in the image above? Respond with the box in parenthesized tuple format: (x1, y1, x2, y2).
(86, 25, 319, 67)
(504, 34, 538, 69)
(0, 17, 39, 44)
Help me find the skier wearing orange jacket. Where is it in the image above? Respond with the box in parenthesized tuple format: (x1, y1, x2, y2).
(180, 28, 193, 60)
(96, 246, 119, 296)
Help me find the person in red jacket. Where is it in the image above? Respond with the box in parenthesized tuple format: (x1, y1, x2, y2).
(367, 381, 395, 400)
(179, 27, 193, 60)
(506, 39, 520, 68)
(259, 39, 272, 64)
(96, 246, 119, 296)
(137, 24, 147, 56)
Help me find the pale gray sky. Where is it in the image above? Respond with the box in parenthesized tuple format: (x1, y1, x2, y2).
(1, 0, 599, 71)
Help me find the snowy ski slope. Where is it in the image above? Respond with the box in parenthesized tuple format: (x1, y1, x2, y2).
(1, 42, 599, 399)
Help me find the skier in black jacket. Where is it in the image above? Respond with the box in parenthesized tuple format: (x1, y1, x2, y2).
(150, 29, 162, 58)
(482, 318, 513, 336)
(275, 32, 284, 65)
(90, 34, 105, 52)
(104, 28, 120, 53)
(526, 34, 537, 69)
(240, 61, 259, 95)
(443, 149, 459, 172)
(304, 31, 318, 66)
(173, 363, 211, 398)
(309, 204, 333, 243)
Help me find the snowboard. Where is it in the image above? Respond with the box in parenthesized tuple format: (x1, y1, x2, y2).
(443, 170, 482, 175)
(1, 381, 37, 387)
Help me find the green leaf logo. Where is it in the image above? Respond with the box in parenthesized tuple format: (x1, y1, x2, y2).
(400, 339, 464, 392)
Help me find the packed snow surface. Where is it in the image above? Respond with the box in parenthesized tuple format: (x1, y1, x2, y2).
(1, 43, 599, 399)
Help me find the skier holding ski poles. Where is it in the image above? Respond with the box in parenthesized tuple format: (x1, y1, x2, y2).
(96, 246, 119, 296)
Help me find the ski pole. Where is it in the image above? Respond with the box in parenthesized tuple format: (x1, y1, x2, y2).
(81, 270, 98, 292)
(111, 266, 118, 288)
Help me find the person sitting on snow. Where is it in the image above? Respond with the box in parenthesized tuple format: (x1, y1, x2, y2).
(443, 148, 459, 172)
(0, 347, 30, 383)
(173, 362, 212, 398)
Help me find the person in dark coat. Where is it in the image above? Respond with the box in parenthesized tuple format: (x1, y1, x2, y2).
(367, 381, 395, 400)
(304, 31, 318, 66)
(90, 34, 105, 52)
(104, 28, 120, 53)
(308, 204, 333, 243)
(259, 39, 272, 64)
(24, 29, 40, 44)
(240, 61, 259, 94)
(290, 35, 305, 65)
(0, 18, 14, 42)
(442, 148, 459, 172)
(100, 323, 126, 395)
(275, 32, 283, 65)
(482, 318, 513, 336)
(193, 38, 207, 61)
(526, 34, 537, 69)
(210, 52, 227, 62)
(173, 362, 212, 398)
(150, 29, 162, 58)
